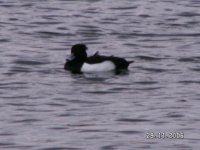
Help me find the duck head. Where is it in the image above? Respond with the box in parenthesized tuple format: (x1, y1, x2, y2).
(70, 44, 88, 62)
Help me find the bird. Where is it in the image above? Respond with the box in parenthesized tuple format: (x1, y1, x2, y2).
(64, 44, 133, 74)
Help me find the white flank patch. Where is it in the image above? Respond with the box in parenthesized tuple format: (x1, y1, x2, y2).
(81, 61, 115, 72)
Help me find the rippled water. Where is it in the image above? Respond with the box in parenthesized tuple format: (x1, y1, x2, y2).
(1, 0, 200, 149)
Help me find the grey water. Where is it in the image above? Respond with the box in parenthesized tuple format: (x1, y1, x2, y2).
(0, 0, 200, 149)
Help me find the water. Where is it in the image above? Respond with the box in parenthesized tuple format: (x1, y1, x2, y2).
(0, 0, 200, 149)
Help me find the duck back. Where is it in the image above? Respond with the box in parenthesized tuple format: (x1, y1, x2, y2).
(86, 55, 132, 70)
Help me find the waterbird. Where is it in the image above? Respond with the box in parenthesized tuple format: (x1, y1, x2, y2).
(64, 44, 133, 74)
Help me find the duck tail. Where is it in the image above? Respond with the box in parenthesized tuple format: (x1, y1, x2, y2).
(128, 60, 134, 64)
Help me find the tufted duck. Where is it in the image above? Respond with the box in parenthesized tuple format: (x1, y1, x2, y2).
(64, 44, 133, 73)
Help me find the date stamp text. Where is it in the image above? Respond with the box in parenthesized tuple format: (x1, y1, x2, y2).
(146, 132, 184, 139)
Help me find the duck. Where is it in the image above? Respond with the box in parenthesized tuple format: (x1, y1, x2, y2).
(64, 44, 133, 74)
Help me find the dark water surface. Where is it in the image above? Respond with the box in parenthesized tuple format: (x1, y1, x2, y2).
(1, 0, 200, 149)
